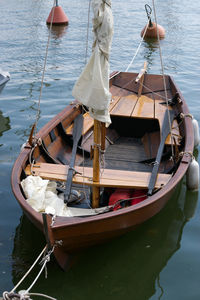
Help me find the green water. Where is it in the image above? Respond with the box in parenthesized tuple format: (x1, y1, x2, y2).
(0, 0, 200, 299)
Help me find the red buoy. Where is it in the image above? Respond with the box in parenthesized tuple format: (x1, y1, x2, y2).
(141, 22, 165, 39)
(46, 5, 69, 26)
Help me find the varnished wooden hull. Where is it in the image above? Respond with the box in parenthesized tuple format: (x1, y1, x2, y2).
(11, 72, 194, 269)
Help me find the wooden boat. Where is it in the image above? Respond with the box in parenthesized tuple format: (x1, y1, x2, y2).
(11, 68, 194, 269)
(11, 0, 195, 270)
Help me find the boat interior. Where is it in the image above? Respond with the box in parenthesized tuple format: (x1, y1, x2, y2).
(23, 72, 184, 210)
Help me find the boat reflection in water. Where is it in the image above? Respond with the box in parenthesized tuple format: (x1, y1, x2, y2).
(0, 69, 10, 93)
(11, 181, 198, 299)
(0, 111, 10, 138)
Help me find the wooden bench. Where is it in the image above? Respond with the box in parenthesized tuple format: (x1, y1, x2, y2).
(65, 95, 180, 147)
(66, 111, 94, 136)
(25, 163, 171, 189)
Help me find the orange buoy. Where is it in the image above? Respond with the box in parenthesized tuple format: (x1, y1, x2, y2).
(141, 22, 165, 39)
(46, 3, 69, 26)
(141, 4, 165, 40)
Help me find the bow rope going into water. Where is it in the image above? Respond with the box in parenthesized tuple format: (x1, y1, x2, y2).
(2, 245, 57, 300)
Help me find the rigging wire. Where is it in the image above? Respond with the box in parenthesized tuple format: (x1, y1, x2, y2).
(78, 0, 93, 208)
(34, 0, 56, 135)
(151, 0, 174, 157)
(85, 0, 92, 64)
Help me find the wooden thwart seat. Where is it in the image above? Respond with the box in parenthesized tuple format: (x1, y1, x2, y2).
(66, 111, 94, 135)
(25, 163, 171, 190)
(65, 95, 180, 147)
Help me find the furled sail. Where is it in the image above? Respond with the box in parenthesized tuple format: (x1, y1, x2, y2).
(72, 0, 113, 124)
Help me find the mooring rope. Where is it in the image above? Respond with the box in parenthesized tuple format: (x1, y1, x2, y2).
(125, 19, 150, 72)
(2, 245, 57, 300)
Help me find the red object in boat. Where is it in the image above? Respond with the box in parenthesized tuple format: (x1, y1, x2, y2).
(46, 6, 69, 26)
(109, 189, 132, 210)
(131, 189, 147, 205)
(109, 189, 147, 210)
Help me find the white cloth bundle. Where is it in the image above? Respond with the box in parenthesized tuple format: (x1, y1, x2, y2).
(21, 175, 109, 217)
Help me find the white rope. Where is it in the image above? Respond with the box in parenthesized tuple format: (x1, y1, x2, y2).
(24, 247, 54, 294)
(10, 246, 47, 294)
(110, 20, 150, 81)
(3, 245, 57, 300)
(24, 293, 56, 300)
(28, 293, 56, 300)
(125, 20, 150, 72)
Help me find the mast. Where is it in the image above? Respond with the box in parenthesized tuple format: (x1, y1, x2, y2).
(72, 0, 113, 208)
(92, 121, 106, 208)
(92, 120, 101, 208)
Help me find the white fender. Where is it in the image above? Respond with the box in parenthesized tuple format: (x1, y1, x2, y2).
(186, 157, 199, 190)
(192, 118, 200, 148)
(20, 142, 27, 151)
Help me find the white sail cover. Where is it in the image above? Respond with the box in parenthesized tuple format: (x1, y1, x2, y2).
(72, 0, 113, 124)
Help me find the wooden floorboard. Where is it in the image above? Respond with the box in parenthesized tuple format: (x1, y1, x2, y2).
(110, 94, 138, 116)
(82, 136, 152, 172)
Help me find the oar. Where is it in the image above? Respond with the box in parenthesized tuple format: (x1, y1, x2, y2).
(64, 114, 83, 203)
(147, 109, 175, 196)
